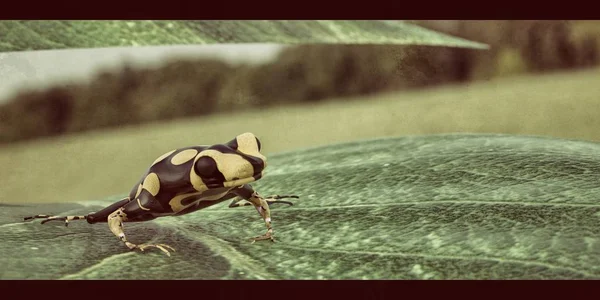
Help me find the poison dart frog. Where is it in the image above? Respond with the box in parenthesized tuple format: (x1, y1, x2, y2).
(24, 133, 299, 256)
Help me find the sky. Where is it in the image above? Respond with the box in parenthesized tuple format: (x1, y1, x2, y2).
(0, 44, 287, 103)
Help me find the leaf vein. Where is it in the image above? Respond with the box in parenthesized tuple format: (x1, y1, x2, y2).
(275, 244, 596, 278)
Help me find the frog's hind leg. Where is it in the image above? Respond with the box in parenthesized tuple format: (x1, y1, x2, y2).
(108, 191, 175, 257)
(23, 197, 131, 227)
(24, 214, 88, 227)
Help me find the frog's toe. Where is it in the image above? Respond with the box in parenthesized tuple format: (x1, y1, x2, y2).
(268, 195, 299, 200)
(264, 195, 299, 207)
(158, 244, 176, 252)
(249, 233, 276, 244)
(135, 243, 176, 257)
(40, 216, 68, 225)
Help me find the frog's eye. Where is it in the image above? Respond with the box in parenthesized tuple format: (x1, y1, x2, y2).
(226, 138, 239, 150)
(194, 156, 219, 177)
(255, 137, 262, 151)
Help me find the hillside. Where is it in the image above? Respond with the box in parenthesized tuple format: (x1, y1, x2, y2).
(1, 67, 599, 205)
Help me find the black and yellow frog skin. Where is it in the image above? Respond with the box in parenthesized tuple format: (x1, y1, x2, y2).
(24, 133, 299, 256)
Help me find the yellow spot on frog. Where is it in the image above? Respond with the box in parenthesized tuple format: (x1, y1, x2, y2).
(134, 184, 142, 198)
(171, 149, 199, 165)
(152, 150, 176, 166)
(142, 173, 161, 196)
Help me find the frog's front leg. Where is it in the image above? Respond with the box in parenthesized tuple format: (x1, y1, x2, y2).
(231, 185, 298, 243)
(247, 192, 275, 243)
(108, 194, 175, 257)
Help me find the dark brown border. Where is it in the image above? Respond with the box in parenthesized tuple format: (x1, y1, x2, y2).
(0, 0, 597, 19)
(2, 280, 598, 299)
(1, 1, 599, 299)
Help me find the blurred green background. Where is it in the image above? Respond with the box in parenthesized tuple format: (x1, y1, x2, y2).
(1, 20, 599, 204)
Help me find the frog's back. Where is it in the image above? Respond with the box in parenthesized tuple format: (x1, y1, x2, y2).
(127, 146, 207, 201)
(149, 146, 208, 190)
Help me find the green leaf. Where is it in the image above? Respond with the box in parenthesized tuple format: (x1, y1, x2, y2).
(0, 20, 488, 52)
(2, 133, 597, 279)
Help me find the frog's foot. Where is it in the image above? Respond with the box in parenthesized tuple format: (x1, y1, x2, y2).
(263, 195, 299, 207)
(126, 242, 176, 257)
(23, 214, 87, 227)
(249, 231, 275, 244)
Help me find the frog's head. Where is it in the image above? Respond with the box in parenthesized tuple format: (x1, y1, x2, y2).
(192, 133, 267, 190)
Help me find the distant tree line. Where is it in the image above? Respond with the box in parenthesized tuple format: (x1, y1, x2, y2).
(0, 20, 597, 144)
